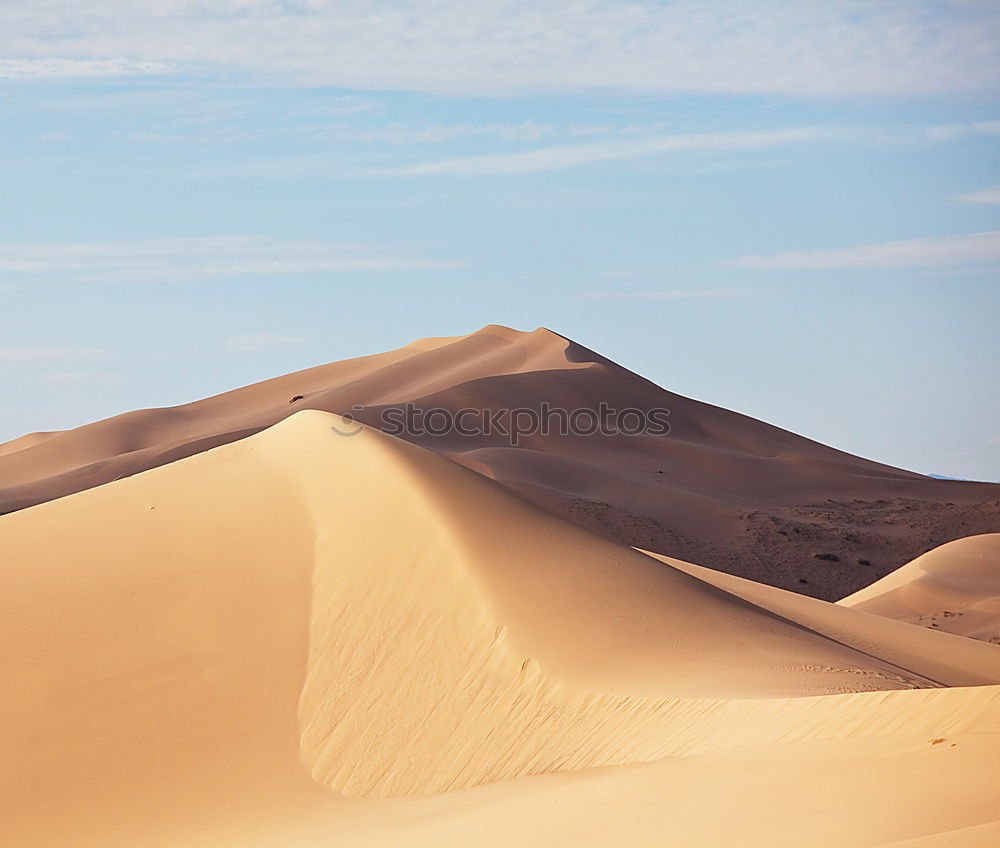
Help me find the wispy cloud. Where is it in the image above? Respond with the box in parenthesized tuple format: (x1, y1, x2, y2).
(596, 271, 668, 280)
(286, 97, 384, 120)
(131, 120, 557, 149)
(0, 57, 175, 80)
(576, 289, 765, 300)
(0, 347, 109, 363)
(2, 1, 997, 97)
(225, 334, 302, 354)
(320, 121, 555, 146)
(38, 370, 125, 387)
(0, 237, 463, 281)
(376, 128, 833, 177)
(953, 186, 1000, 205)
(735, 231, 1000, 270)
(924, 119, 1000, 143)
(918, 264, 1000, 278)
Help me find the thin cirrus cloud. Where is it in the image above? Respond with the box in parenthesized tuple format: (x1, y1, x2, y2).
(923, 120, 1000, 143)
(735, 231, 1000, 270)
(1, 1, 997, 96)
(0, 346, 110, 363)
(38, 370, 126, 387)
(374, 128, 835, 177)
(225, 334, 302, 354)
(577, 289, 762, 301)
(0, 57, 174, 79)
(166, 121, 557, 160)
(954, 187, 1000, 205)
(174, 121, 988, 181)
(0, 237, 463, 280)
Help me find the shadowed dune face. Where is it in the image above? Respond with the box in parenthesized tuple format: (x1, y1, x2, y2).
(840, 534, 1000, 644)
(1, 325, 998, 601)
(2, 411, 999, 846)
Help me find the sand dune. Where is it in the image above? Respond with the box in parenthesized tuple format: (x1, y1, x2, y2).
(2, 325, 998, 600)
(641, 548, 1000, 687)
(840, 534, 1000, 644)
(331, 725, 1000, 848)
(2, 410, 999, 845)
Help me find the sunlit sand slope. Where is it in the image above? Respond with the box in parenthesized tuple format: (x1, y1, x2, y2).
(2, 411, 999, 846)
(840, 534, 1000, 643)
(329, 725, 1000, 848)
(640, 548, 1000, 686)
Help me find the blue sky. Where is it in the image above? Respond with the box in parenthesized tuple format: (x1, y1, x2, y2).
(1, 1, 999, 480)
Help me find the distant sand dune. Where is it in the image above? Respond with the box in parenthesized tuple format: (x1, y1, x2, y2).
(2, 325, 998, 600)
(840, 534, 1000, 644)
(2, 411, 999, 845)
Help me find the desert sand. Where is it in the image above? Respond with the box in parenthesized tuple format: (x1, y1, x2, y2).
(2, 325, 998, 600)
(840, 534, 1000, 643)
(2, 404, 1000, 846)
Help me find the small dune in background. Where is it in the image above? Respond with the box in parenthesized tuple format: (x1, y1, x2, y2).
(841, 534, 1000, 644)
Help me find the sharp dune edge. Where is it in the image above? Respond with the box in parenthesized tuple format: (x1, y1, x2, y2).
(3, 325, 999, 601)
(641, 548, 1000, 683)
(840, 535, 1000, 643)
(2, 409, 1000, 846)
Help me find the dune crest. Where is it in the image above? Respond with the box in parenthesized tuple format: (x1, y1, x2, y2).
(2, 325, 998, 600)
(840, 534, 1000, 643)
(640, 548, 1000, 686)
